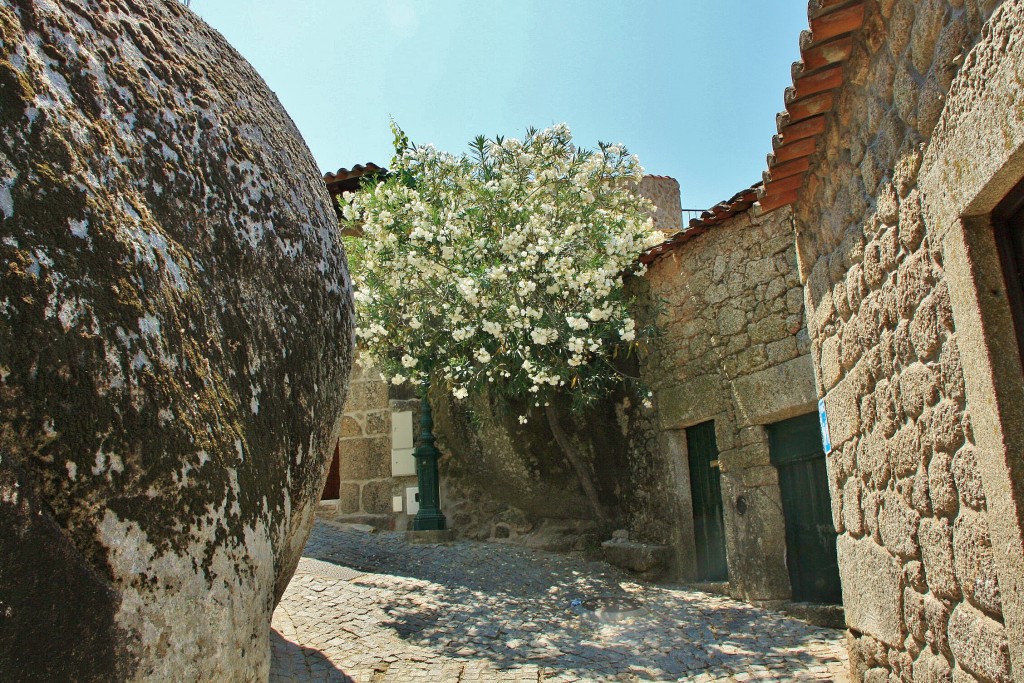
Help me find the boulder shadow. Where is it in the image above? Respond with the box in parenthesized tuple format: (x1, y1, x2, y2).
(269, 628, 353, 682)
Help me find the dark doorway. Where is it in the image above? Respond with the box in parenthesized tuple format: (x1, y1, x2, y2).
(686, 421, 728, 581)
(768, 412, 841, 604)
(321, 442, 340, 500)
(993, 179, 1024, 370)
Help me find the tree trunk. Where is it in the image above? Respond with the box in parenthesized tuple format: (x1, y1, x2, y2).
(544, 403, 608, 525)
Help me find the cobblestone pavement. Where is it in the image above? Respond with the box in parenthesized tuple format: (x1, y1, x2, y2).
(270, 521, 848, 682)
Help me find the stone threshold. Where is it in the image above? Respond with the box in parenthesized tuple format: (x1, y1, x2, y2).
(685, 580, 731, 597)
(779, 601, 845, 629)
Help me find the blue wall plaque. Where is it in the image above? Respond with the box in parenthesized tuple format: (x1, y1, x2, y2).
(818, 398, 832, 455)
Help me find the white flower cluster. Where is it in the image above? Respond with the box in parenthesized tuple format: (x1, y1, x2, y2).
(343, 123, 662, 414)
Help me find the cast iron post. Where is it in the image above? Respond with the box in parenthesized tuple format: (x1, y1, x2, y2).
(412, 386, 446, 530)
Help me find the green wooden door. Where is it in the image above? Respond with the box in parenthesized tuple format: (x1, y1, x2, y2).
(686, 421, 728, 581)
(768, 413, 841, 604)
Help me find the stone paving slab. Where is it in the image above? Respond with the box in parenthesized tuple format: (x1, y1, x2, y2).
(270, 521, 848, 682)
(295, 556, 366, 582)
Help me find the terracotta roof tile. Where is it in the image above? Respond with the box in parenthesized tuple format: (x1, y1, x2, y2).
(810, 2, 866, 41)
(773, 137, 817, 164)
(756, 0, 867, 216)
(781, 114, 828, 142)
(640, 184, 761, 265)
(791, 64, 845, 100)
(757, 188, 800, 214)
(784, 91, 836, 124)
(765, 157, 812, 183)
(801, 35, 855, 72)
(323, 163, 386, 196)
(763, 173, 806, 197)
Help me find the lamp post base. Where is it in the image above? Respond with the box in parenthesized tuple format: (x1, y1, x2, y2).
(412, 508, 447, 531)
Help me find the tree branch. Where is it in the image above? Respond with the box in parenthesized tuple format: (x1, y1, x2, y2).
(544, 403, 608, 525)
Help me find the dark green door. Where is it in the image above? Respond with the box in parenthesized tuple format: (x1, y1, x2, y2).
(686, 421, 728, 581)
(768, 413, 841, 604)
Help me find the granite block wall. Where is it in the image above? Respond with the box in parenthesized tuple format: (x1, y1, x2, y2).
(323, 357, 415, 525)
(794, 1, 1024, 679)
(638, 204, 819, 602)
(638, 175, 683, 233)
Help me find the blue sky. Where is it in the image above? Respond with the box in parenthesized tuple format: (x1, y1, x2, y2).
(192, 1, 808, 211)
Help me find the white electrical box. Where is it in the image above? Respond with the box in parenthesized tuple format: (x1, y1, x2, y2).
(392, 411, 414, 449)
(392, 448, 416, 477)
(406, 487, 419, 515)
(392, 495, 404, 513)
(391, 411, 416, 476)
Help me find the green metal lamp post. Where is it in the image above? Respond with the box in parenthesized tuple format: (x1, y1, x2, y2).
(412, 385, 447, 531)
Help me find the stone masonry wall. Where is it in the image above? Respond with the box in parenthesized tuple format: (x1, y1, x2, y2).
(794, 1, 1022, 680)
(639, 204, 818, 602)
(325, 357, 401, 524)
(638, 175, 682, 233)
(432, 384, 617, 550)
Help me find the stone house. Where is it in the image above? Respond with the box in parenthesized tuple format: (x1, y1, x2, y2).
(631, 2, 1024, 679)
(630, 0, 1024, 677)
(636, 188, 831, 609)
(757, 0, 1024, 680)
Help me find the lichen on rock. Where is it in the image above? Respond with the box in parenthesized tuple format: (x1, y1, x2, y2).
(0, 1, 353, 679)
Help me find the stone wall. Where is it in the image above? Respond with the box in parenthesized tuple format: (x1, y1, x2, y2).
(322, 360, 616, 547)
(638, 175, 682, 233)
(322, 357, 416, 526)
(433, 386, 618, 550)
(638, 204, 817, 602)
(794, 0, 1024, 679)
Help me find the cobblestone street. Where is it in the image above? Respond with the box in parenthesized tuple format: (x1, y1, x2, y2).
(270, 521, 848, 682)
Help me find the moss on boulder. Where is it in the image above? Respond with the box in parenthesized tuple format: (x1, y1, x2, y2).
(0, 1, 353, 679)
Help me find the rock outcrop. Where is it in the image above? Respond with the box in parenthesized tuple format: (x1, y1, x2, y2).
(0, 1, 353, 680)
(432, 386, 630, 547)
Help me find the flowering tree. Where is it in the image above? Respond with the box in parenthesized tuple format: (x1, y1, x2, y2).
(341, 123, 663, 521)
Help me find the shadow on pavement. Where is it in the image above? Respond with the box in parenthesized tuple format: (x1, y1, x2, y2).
(304, 522, 610, 595)
(269, 628, 354, 683)
(375, 588, 842, 681)
(300, 523, 847, 681)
